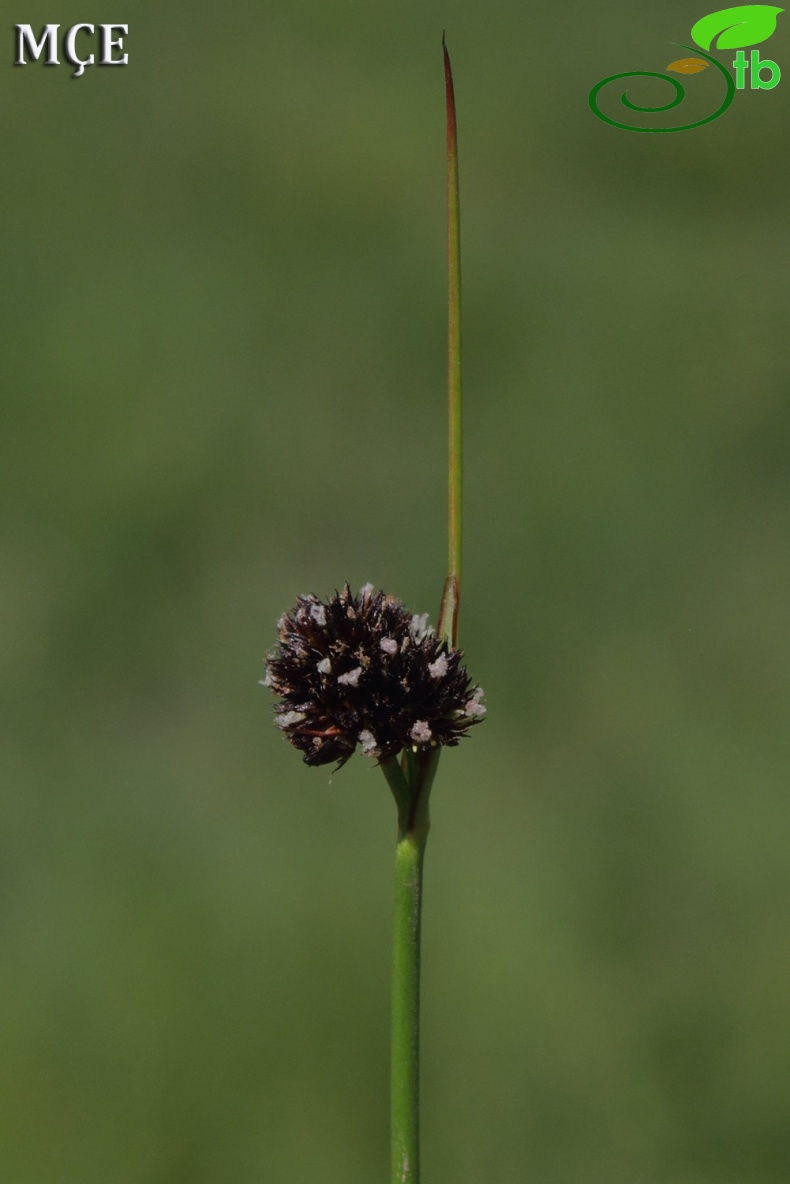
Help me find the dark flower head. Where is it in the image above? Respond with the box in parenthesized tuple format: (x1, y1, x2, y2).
(263, 583, 485, 767)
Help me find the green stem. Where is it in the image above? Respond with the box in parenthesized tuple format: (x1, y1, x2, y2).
(391, 825, 425, 1184)
(388, 752, 436, 1184)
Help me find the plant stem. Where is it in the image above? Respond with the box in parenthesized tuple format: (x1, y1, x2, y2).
(439, 33, 462, 650)
(387, 752, 436, 1184)
(386, 36, 464, 1182)
(391, 825, 425, 1184)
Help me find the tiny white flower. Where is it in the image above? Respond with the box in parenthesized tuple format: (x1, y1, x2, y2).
(358, 729, 379, 756)
(380, 637, 398, 655)
(316, 657, 331, 674)
(276, 710, 306, 729)
(427, 653, 448, 680)
(310, 603, 327, 627)
(338, 666, 362, 687)
(410, 720, 432, 743)
(410, 613, 433, 642)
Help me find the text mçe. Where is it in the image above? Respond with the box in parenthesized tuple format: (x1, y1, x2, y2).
(15, 24, 128, 78)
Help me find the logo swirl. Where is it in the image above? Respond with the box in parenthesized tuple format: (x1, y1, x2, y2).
(589, 44, 735, 131)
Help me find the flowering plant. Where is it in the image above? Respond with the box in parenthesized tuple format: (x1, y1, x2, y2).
(263, 38, 478, 1184)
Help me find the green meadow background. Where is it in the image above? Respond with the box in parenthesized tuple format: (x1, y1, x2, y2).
(3, 2, 790, 1181)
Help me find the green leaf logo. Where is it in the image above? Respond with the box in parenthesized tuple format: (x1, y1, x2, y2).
(691, 4, 783, 50)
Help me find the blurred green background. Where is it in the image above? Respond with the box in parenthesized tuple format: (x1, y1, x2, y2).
(3, 2, 790, 1181)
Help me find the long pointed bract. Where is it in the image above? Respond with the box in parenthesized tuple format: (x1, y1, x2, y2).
(438, 33, 462, 649)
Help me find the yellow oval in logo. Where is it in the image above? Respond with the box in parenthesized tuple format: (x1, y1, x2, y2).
(666, 57, 710, 73)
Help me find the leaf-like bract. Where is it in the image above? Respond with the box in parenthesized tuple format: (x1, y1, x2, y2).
(666, 57, 710, 72)
(691, 5, 783, 50)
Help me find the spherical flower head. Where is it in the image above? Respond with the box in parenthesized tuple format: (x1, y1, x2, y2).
(264, 583, 485, 767)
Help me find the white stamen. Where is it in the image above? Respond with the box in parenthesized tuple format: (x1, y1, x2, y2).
(338, 666, 362, 687)
(410, 720, 432, 743)
(465, 688, 486, 717)
(380, 637, 398, 655)
(316, 657, 331, 674)
(310, 603, 327, 627)
(410, 613, 433, 642)
(358, 729, 379, 756)
(427, 653, 448, 679)
(359, 582, 375, 599)
(260, 669, 273, 687)
(276, 710, 306, 729)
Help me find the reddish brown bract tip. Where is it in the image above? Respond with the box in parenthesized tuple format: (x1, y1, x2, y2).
(443, 34, 457, 151)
